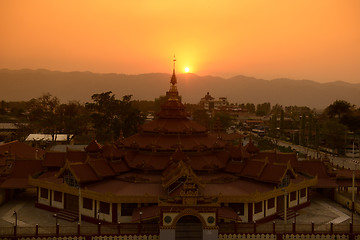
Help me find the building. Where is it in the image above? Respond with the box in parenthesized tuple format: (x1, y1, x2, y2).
(29, 63, 317, 240)
(0, 141, 45, 204)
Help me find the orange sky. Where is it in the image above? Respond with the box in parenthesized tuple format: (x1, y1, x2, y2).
(1, 0, 360, 83)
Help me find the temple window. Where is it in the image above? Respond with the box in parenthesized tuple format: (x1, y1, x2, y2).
(40, 188, 48, 199)
(121, 203, 137, 216)
(63, 170, 79, 188)
(254, 201, 262, 214)
(53, 191, 62, 202)
(267, 198, 275, 209)
(229, 203, 244, 215)
(290, 191, 297, 201)
(300, 188, 306, 198)
(99, 201, 110, 214)
(83, 198, 93, 210)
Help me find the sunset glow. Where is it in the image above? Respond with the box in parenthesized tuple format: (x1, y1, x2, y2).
(184, 67, 190, 73)
(1, 0, 360, 83)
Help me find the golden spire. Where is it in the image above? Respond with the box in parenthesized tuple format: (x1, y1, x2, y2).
(170, 55, 177, 86)
(168, 55, 178, 100)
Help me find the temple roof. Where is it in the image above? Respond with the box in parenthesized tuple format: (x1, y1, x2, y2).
(43, 152, 66, 167)
(0, 141, 45, 160)
(85, 140, 102, 153)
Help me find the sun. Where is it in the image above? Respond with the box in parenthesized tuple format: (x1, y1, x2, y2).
(184, 67, 190, 73)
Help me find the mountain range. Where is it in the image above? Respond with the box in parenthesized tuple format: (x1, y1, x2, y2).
(1, 69, 360, 109)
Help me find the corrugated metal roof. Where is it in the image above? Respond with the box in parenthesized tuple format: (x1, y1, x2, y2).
(25, 134, 73, 142)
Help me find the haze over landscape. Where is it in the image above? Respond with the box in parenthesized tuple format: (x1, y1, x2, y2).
(1, 1, 360, 107)
(1, 69, 360, 109)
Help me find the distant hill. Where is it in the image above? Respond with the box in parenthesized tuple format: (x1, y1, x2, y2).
(1, 69, 360, 109)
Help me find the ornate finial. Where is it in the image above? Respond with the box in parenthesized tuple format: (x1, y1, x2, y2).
(173, 54, 176, 72)
(170, 55, 177, 87)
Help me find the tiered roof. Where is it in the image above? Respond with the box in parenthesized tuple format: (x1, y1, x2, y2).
(30, 62, 319, 223)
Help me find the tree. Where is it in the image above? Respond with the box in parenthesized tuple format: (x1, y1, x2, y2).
(26, 93, 60, 141)
(325, 100, 353, 119)
(271, 104, 283, 115)
(320, 119, 347, 154)
(269, 114, 278, 137)
(256, 102, 271, 116)
(245, 103, 256, 113)
(280, 110, 285, 137)
(86, 92, 144, 142)
(57, 101, 90, 141)
(300, 113, 306, 146)
(213, 112, 233, 131)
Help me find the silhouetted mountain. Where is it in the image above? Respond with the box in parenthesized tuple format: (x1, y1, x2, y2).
(1, 69, 360, 109)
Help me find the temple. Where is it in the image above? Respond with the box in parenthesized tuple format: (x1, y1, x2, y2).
(29, 59, 317, 239)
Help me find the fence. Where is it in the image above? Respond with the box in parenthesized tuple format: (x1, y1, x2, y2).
(0, 223, 159, 237)
(0, 222, 359, 239)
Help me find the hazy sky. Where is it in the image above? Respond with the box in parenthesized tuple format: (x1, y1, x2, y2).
(1, 0, 360, 83)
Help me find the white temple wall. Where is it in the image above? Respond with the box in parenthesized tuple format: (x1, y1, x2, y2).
(81, 198, 95, 218)
(253, 201, 264, 222)
(289, 191, 298, 208)
(96, 201, 112, 222)
(38, 188, 50, 206)
(239, 203, 248, 222)
(51, 191, 64, 209)
(117, 203, 132, 223)
(265, 198, 276, 217)
(299, 188, 308, 205)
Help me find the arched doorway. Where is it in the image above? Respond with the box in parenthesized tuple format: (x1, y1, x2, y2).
(175, 215, 203, 240)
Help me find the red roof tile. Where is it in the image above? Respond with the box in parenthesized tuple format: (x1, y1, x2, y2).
(101, 144, 124, 160)
(67, 151, 87, 163)
(256, 151, 298, 168)
(245, 140, 259, 154)
(336, 169, 360, 179)
(218, 207, 238, 220)
(70, 163, 99, 183)
(0, 159, 44, 189)
(85, 140, 102, 153)
(88, 159, 116, 178)
(43, 152, 66, 167)
(240, 160, 266, 178)
(86, 178, 164, 196)
(0, 141, 45, 160)
(224, 161, 246, 173)
(298, 160, 330, 178)
(109, 160, 131, 174)
(259, 164, 288, 184)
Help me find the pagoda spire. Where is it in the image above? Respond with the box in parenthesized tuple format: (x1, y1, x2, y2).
(170, 55, 177, 86)
(168, 55, 178, 100)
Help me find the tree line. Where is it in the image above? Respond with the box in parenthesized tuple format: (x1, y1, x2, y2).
(6, 92, 144, 144)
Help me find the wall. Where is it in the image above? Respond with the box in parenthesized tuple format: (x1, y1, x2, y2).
(288, 191, 298, 208)
(265, 199, 277, 217)
(81, 198, 95, 219)
(96, 201, 112, 222)
(117, 203, 133, 223)
(239, 203, 248, 222)
(253, 201, 264, 222)
(51, 191, 64, 209)
(38, 188, 50, 206)
(334, 190, 360, 214)
(0, 189, 6, 205)
(298, 188, 307, 205)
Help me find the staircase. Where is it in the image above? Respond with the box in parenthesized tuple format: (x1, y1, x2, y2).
(54, 209, 79, 222)
(277, 209, 298, 221)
